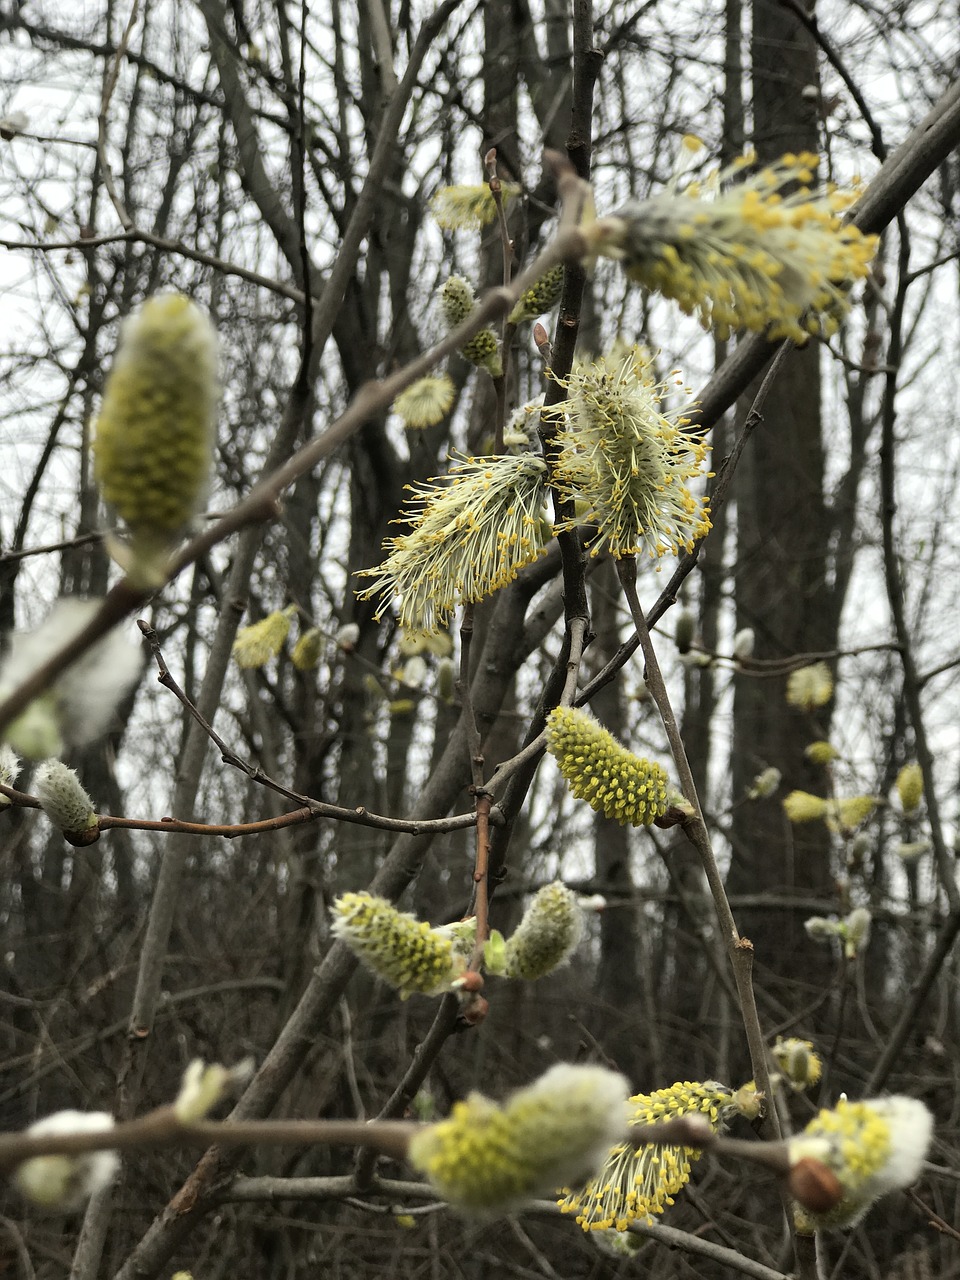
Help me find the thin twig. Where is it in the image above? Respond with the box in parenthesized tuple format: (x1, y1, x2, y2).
(97, 0, 139, 231)
(0, 229, 304, 301)
(615, 561, 781, 1147)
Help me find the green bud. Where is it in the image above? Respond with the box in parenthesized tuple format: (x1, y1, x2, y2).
(483, 928, 508, 976)
(436, 658, 456, 703)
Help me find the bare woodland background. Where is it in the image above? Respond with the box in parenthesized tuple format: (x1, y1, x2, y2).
(0, 0, 959, 1277)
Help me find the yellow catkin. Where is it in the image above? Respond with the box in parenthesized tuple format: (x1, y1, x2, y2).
(545, 706, 668, 826)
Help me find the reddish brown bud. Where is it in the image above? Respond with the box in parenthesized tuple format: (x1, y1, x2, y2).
(460, 994, 489, 1026)
(787, 1157, 843, 1213)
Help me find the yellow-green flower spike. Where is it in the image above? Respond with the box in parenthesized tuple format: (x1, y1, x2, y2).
(559, 1079, 760, 1232)
(773, 1038, 822, 1092)
(827, 795, 877, 834)
(504, 881, 584, 980)
(806, 740, 839, 765)
(552, 347, 711, 561)
(789, 1096, 932, 1231)
(356, 454, 550, 633)
(783, 790, 829, 823)
(33, 760, 98, 836)
(393, 375, 456, 429)
(587, 151, 877, 342)
(430, 183, 519, 230)
(747, 766, 781, 799)
(545, 706, 668, 827)
(291, 626, 324, 671)
(92, 293, 218, 587)
(440, 275, 476, 327)
(896, 761, 923, 815)
(786, 661, 834, 710)
(459, 327, 503, 377)
(330, 892, 465, 999)
(509, 264, 564, 323)
(232, 606, 297, 669)
(408, 1063, 629, 1215)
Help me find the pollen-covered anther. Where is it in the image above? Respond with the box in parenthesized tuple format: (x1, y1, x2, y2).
(551, 346, 710, 561)
(355, 454, 550, 632)
(586, 150, 876, 342)
(559, 1079, 757, 1232)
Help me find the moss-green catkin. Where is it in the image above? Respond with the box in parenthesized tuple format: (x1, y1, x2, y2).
(460, 327, 503, 376)
(440, 275, 476, 327)
(504, 882, 584, 979)
(509, 264, 564, 323)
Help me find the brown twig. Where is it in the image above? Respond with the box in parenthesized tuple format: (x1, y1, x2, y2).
(0, 1108, 418, 1174)
(484, 146, 516, 451)
(615, 560, 781, 1144)
(97, 0, 139, 231)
